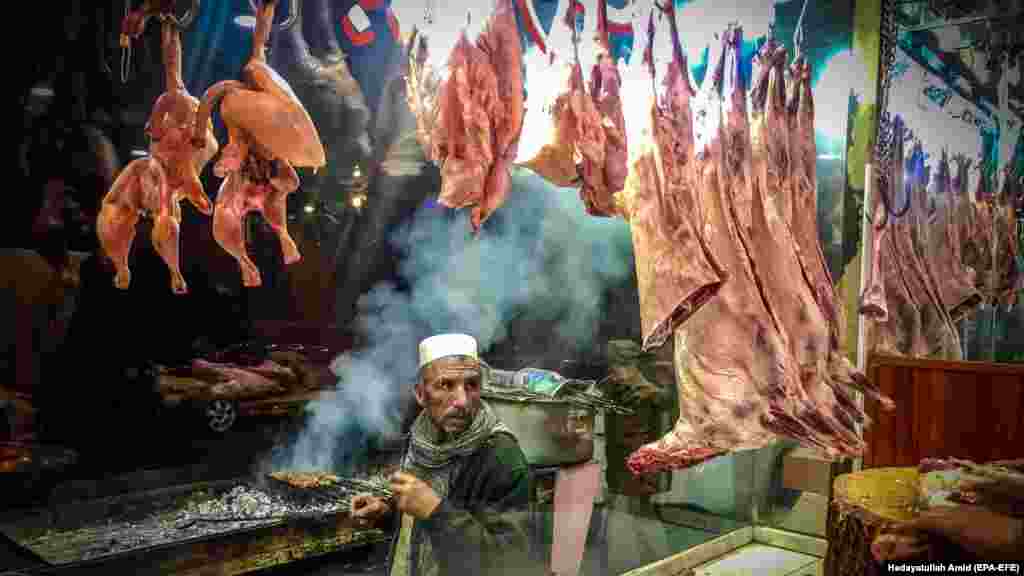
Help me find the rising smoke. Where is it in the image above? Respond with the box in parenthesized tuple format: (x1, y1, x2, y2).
(270, 169, 635, 473)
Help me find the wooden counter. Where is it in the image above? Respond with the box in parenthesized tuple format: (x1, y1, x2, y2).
(863, 354, 1024, 468)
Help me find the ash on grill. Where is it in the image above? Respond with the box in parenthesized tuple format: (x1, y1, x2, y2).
(181, 473, 392, 525)
(18, 474, 392, 565)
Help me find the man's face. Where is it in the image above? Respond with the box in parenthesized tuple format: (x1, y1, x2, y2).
(416, 356, 482, 436)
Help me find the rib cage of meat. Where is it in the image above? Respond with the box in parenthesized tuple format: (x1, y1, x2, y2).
(624, 16, 887, 475)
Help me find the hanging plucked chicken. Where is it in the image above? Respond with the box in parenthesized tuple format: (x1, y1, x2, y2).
(97, 0, 216, 294)
(193, 0, 326, 287)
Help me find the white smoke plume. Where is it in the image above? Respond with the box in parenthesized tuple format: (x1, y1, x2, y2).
(270, 170, 634, 473)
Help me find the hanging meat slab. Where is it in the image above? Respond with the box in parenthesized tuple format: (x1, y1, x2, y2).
(473, 0, 527, 229)
(624, 20, 863, 476)
(579, 2, 628, 217)
(194, 1, 324, 286)
(868, 118, 928, 357)
(518, 4, 606, 195)
(726, 36, 867, 449)
(430, 31, 501, 213)
(146, 20, 219, 216)
(624, 13, 725, 354)
(950, 155, 978, 307)
(899, 143, 962, 359)
(405, 28, 442, 162)
(784, 56, 892, 410)
(926, 151, 981, 323)
(518, 49, 589, 188)
(413, 0, 525, 231)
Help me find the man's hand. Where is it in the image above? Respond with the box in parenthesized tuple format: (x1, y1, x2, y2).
(608, 366, 665, 407)
(390, 471, 442, 520)
(891, 505, 1023, 560)
(350, 493, 391, 527)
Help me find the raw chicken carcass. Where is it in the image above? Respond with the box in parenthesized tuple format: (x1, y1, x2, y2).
(98, 8, 217, 294)
(144, 18, 218, 216)
(194, 0, 325, 286)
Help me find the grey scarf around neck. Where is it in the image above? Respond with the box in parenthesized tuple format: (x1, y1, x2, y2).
(402, 400, 512, 498)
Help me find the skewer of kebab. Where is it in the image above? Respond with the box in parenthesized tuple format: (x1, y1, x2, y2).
(98, 0, 214, 294)
(193, 0, 326, 287)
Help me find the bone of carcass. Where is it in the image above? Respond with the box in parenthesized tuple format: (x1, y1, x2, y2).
(97, 157, 187, 292)
(624, 20, 861, 476)
(926, 151, 981, 323)
(858, 202, 889, 321)
(194, 0, 325, 287)
(98, 11, 216, 294)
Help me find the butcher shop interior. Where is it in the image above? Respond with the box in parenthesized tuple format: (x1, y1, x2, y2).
(6, 0, 1024, 574)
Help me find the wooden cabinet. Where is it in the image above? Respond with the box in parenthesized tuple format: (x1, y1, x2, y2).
(864, 354, 1024, 468)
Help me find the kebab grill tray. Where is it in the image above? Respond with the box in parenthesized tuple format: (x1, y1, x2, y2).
(483, 368, 631, 466)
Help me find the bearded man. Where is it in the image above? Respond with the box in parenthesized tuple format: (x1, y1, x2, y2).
(350, 333, 538, 576)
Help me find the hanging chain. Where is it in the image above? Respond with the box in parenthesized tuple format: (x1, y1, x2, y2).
(873, 0, 904, 222)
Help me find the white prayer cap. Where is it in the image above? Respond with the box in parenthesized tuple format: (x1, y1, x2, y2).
(418, 333, 478, 369)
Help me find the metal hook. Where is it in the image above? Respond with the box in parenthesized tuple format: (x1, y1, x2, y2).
(793, 0, 810, 52)
(249, 0, 297, 29)
(173, 0, 201, 30)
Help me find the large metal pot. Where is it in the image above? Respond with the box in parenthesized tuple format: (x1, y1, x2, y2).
(484, 396, 594, 467)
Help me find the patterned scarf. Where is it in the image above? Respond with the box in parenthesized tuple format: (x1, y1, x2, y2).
(392, 401, 513, 576)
